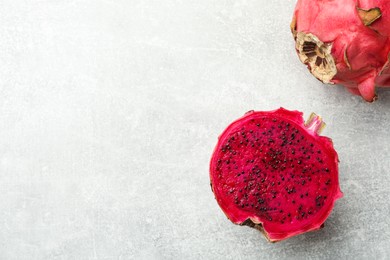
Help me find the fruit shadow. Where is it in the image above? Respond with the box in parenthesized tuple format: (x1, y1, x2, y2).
(319, 82, 390, 105)
(375, 88, 390, 104)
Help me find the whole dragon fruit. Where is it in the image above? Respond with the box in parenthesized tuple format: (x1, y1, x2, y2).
(291, 0, 390, 101)
(210, 108, 342, 242)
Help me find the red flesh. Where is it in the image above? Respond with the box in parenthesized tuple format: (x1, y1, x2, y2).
(210, 108, 342, 242)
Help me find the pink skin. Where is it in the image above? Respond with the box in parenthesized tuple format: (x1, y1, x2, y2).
(358, 0, 390, 36)
(376, 60, 390, 87)
(210, 108, 342, 242)
(293, 0, 390, 101)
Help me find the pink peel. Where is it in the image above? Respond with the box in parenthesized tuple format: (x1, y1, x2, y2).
(292, 0, 390, 101)
(210, 108, 342, 242)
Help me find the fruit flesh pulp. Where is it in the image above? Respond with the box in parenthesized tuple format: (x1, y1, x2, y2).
(210, 108, 342, 242)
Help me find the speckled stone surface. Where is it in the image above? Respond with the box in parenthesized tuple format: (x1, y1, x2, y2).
(0, 0, 389, 259)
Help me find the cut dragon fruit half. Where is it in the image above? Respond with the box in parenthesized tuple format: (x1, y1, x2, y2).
(210, 108, 342, 242)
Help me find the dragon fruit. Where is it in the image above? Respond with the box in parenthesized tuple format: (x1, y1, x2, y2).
(209, 108, 342, 242)
(291, 0, 390, 101)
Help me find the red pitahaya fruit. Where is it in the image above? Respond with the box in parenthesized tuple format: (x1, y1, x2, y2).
(291, 0, 390, 101)
(210, 108, 342, 242)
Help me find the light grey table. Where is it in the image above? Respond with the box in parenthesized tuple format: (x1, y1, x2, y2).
(0, 0, 389, 259)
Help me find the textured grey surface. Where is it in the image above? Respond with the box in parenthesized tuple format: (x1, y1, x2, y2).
(0, 0, 389, 259)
